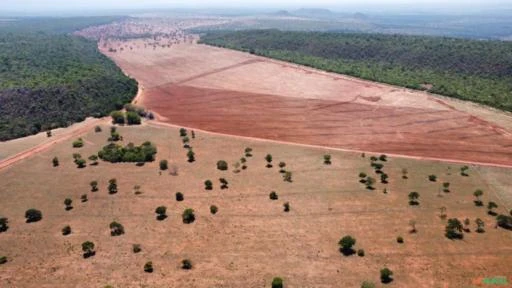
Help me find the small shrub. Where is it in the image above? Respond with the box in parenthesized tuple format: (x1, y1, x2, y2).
(245, 147, 253, 157)
(46, 130, 52, 137)
(88, 155, 99, 166)
(111, 111, 125, 124)
(90, 180, 98, 192)
(187, 149, 195, 162)
(181, 259, 193, 270)
(380, 173, 388, 184)
(379, 154, 387, 161)
(108, 178, 118, 194)
(25, 209, 42, 223)
(283, 202, 290, 212)
(408, 191, 420, 206)
(365, 177, 375, 190)
(126, 111, 141, 125)
(94, 126, 102, 132)
(283, 171, 292, 182)
(460, 165, 469, 176)
(204, 180, 213, 190)
(269, 191, 278, 200)
(62, 225, 71, 236)
(357, 249, 365, 257)
(324, 154, 332, 165)
(475, 218, 485, 233)
(144, 261, 153, 273)
(380, 267, 393, 284)
(217, 160, 228, 171)
(271, 277, 283, 288)
(428, 174, 437, 182)
(182, 208, 195, 224)
(473, 189, 484, 206)
(219, 178, 229, 189)
(110, 221, 125, 236)
(496, 214, 512, 230)
(359, 172, 367, 179)
(442, 182, 450, 192)
(82, 241, 95, 258)
(133, 244, 141, 253)
(72, 138, 84, 148)
(52, 157, 59, 167)
(0, 256, 6, 265)
(487, 201, 498, 216)
(361, 281, 375, 288)
(210, 205, 218, 215)
(265, 154, 273, 168)
(81, 194, 88, 203)
(159, 160, 168, 171)
(179, 128, 187, 137)
(75, 158, 86, 168)
(445, 218, 464, 239)
(278, 161, 286, 173)
(134, 185, 142, 195)
(155, 206, 167, 221)
(396, 236, 404, 243)
(401, 168, 408, 179)
(176, 192, 184, 202)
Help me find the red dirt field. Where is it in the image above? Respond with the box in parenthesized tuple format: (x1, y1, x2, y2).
(104, 42, 512, 167)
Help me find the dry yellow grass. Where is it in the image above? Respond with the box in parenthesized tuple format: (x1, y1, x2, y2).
(0, 123, 511, 287)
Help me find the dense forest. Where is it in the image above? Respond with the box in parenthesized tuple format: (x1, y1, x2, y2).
(200, 30, 512, 112)
(0, 17, 137, 141)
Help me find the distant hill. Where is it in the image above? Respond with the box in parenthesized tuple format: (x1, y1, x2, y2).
(294, 8, 333, 16)
(274, 10, 291, 16)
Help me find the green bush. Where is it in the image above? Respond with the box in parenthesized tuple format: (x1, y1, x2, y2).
(72, 138, 84, 148)
(109, 221, 125, 236)
(90, 180, 98, 192)
(181, 259, 193, 270)
(64, 198, 73, 210)
(271, 277, 283, 288)
(283, 202, 290, 212)
(62, 225, 71, 236)
(361, 281, 375, 288)
(396, 236, 404, 243)
(108, 178, 118, 194)
(0, 217, 8, 232)
(98, 142, 157, 163)
(176, 192, 184, 202)
(219, 178, 228, 189)
(0, 256, 7, 265)
(82, 241, 95, 258)
(428, 174, 437, 182)
(94, 126, 102, 132)
(204, 180, 213, 190)
(380, 267, 393, 283)
(182, 208, 195, 224)
(126, 111, 141, 125)
(217, 160, 228, 171)
(133, 244, 141, 253)
(210, 205, 218, 215)
(324, 154, 331, 165)
(357, 249, 365, 257)
(144, 261, 153, 273)
(110, 111, 125, 124)
(338, 235, 356, 256)
(155, 206, 167, 220)
(52, 157, 59, 167)
(269, 191, 278, 200)
(81, 194, 88, 202)
(159, 160, 168, 171)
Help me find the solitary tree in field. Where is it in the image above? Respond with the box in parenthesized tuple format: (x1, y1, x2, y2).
(25, 209, 42, 223)
(182, 208, 195, 224)
(179, 128, 187, 137)
(338, 235, 356, 256)
(240, 157, 247, 170)
(366, 177, 375, 190)
(132, 244, 142, 253)
(108, 178, 118, 194)
(217, 160, 228, 171)
(278, 162, 286, 173)
(204, 180, 213, 190)
(219, 178, 228, 189)
(144, 261, 154, 273)
(475, 218, 485, 233)
(0, 217, 8, 233)
(182, 136, 190, 148)
(82, 241, 95, 258)
(210, 205, 218, 215)
(109, 221, 125, 236)
(52, 157, 59, 167)
(487, 201, 498, 215)
(90, 180, 98, 192)
(283, 202, 290, 212)
(64, 198, 73, 211)
(473, 189, 484, 206)
(265, 154, 273, 168)
(272, 277, 284, 288)
(81, 194, 88, 203)
(283, 171, 293, 182)
(62, 225, 71, 236)
(0, 256, 6, 265)
(442, 182, 450, 192)
(155, 206, 167, 220)
(428, 174, 437, 182)
(324, 154, 332, 165)
(181, 259, 193, 270)
(159, 160, 168, 171)
(460, 165, 469, 176)
(380, 267, 394, 284)
(245, 147, 253, 157)
(187, 149, 195, 163)
(269, 191, 279, 200)
(408, 192, 420, 206)
(445, 218, 463, 239)
(176, 192, 184, 202)
(401, 168, 408, 179)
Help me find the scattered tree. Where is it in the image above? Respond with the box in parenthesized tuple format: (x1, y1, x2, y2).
(187, 149, 195, 162)
(204, 180, 213, 190)
(379, 154, 387, 161)
(90, 180, 98, 192)
(108, 178, 118, 194)
(25, 209, 42, 223)
(210, 205, 218, 215)
(46, 130, 52, 137)
(245, 147, 253, 157)
(365, 176, 376, 190)
(283, 171, 293, 182)
(176, 192, 184, 202)
(111, 111, 125, 124)
(74, 157, 86, 168)
(380, 173, 388, 184)
(359, 172, 367, 183)
(269, 191, 279, 200)
(361, 281, 375, 288)
(408, 191, 420, 206)
(81, 194, 88, 203)
(133, 244, 141, 253)
(401, 168, 408, 179)
(265, 154, 273, 168)
(182, 136, 190, 148)
(126, 111, 141, 125)
(473, 189, 484, 206)
(445, 218, 464, 239)
(240, 157, 247, 169)
(94, 126, 102, 133)
(219, 178, 229, 189)
(72, 138, 84, 148)
(62, 225, 71, 236)
(409, 220, 417, 233)
(283, 202, 290, 212)
(496, 215, 512, 230)
(159, 160, 168, 171)
(475, 218, 485, 233)
(272, 277, 284, 288)
(64, 198, 73, 211)
(217, 160, 228, 171)
(380, 267, 394, 284)
(463, 218, 471, 232)
(460, 165, 469, 176)
(88, 155, 99, 166)
(357, 249, 365, 257)
(338, 235, 356, 256)
(82, 241, 95, 258)
(396, 236, 404, 243)
(155, 206, 167, 221)
(109, 221, 125, 236)
(181, 259, 193, 270)
(428, 174, 437, 182)
(144, 261, 153, 273)
(179, 128, 187, 137)
(0, 256, 6, 265)
(191, 130, 195, 139)
(442, 182, 450, 192)
(182, 208, 195, 224)
(487, 201, 498, 216)
(52, 157, 59, 167)
(278, 162, 286, 173)
(0, 217, 9, 233)
(439, 206, 447, 219)
(324, 154, 332, 165)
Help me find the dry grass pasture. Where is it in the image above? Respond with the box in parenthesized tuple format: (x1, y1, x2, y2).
(1, 123, 511, 287)
(104, 41, 512, 167)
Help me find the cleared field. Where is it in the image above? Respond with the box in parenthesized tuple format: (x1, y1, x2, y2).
(104, 42, 512, 167)
(0, 123, 511, 287)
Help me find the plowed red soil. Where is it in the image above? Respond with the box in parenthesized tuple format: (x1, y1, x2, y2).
(105, 42, 512, 166)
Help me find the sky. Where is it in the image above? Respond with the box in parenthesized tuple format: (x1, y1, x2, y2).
(2, 0, 511, 14)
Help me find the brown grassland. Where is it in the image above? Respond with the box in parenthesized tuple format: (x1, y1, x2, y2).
(0, 123, 511, 287)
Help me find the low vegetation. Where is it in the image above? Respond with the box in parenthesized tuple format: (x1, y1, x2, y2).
(98, 142, 157, 163)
